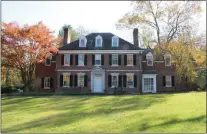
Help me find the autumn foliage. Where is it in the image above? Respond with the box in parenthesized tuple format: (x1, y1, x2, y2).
(1, 21, 61, 91)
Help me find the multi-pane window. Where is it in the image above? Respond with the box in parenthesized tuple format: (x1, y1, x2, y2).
(165, 56, 171, 66)
(112, 75, 118, 87)
(80, 39, 85, 47)
(96, 37, 102, 47)
(127, 54, 133, 65)
(64, 54, 70, 66)
(147, 56, 153, 66)
(78, 55, 84, 66)
(112, 54, 118, 65)
(127, 74, 134, 87)
(112, 37, 118, 47)
(63, 74, 70, 87)
(144, 78, 153, 91)
(95, 54, 101, 66)
(166, 75, 172, 87)
(44, 77, 50, 89)
(78, 75, 84, 87)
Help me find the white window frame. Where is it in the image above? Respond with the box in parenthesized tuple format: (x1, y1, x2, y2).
(77, 73, 85, 87)
(63, 73, 70, 88)
(44, 77, 50, 89)
(112, 36, 119, 47)
(111, 73, 119, 88)
(126, 73, 134, 88)
(78, 54, 85, 66)
(112, 54, 118, 66)
(166, 75, 172, 87)
(164, 54, 171, 66)
(95, 35, 102, 47)
(45, 56, 52, 66)
(64, 54, 70, 66)
(146, 52, 153, 66)
(127, 54, 133, 66)
(95, 54, 101, 66)
(79, 36, 87, 47)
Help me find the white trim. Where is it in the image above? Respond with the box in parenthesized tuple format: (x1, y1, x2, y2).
(112, 54, 118, 66)
(164, 55, 171, 66)
(63, 73, 70, 88)
(77, 73, 85, 75)
(112, 36, 119, 47)
(127, 54, 133, 66)
(78, 54, 85, 66)
(44, 77, 50, 89)
(142, 74, 157, 93)
(50, 61, 56, 63)
(95, 54, 102, 66)
(126, 73, 134, 88)
(64, 54, 70, 66)
(111, 74, 119, 88)
(91, 71, 105, 93)
(79, 36, 87, 47)
(95, 35, 103, 47)
(165, 75, 172, 87)
(78, 73, 85, 87)
(111, 73, 119, 76)
(62, 73, 71, 75)
(59, 50, 143, 54)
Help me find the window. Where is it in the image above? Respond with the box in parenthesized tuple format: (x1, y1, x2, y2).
(127, 54, 133, 65)
(111, 74, 119, 87)
(95, 54, 101, 66)
(166, 75, 172, 87)
(127, 74, 134, 88)
(165, 55, 171, 66)
(63, 74, 70, 87)
(112, 54, 118, 65)
(96, 35, 102, 47)
(64, 54, 70, 66)
(44, 77, 50, 89)
(146, 52, 153, 66)
(45, 56, 51, 66)
(112, 36, 119, 47)
(144, 78, 153, 91)
(79, 36, 87, 47)
(78, 54, 85, 66)
(78, 74, 85, 87)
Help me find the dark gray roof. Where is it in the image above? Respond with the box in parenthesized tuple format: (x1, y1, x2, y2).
(59, 33, 143, 50)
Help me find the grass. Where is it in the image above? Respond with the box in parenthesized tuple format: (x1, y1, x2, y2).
(2, 91, 206, 133)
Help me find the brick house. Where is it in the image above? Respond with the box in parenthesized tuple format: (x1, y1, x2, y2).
(35, 28, 188, 94)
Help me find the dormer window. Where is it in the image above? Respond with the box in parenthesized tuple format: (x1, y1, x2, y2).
(112, 36, 119, 47)
(45, 56, 52, 66)
(164, 53, 171, 66)
(95, 35, 102, 47)
(79, 36, 87, 47)
(146, 52, 153, 66)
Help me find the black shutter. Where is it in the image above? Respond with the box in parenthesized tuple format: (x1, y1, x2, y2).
(92, 54, 95, 65)
(61, 55, 64, 65)
(60, 75, 63, 87)
(108, 75, 111, 87)
(41, 77, 44, 88)
(70, 55, 73, 65)
(84, 75, 88, 87)
(118, 75, 122, 87)
(109, 54, 112, 65)
(101, 54, 104, 65)
(134, 75, 137, 87)
(163, 76, 166, 87)
(133, 54, 136, 65)
(76, 55, 78, 65)
(118, 55, 121, 65)
(123, 75, 127, 87)
(84, 55, 87, 65)
(50, 77, 53, 88)
(172, 76, 175, 86)
(74, 75, 78, 87)
(124, 55, 127, 65)
(70, 75, 73, 87)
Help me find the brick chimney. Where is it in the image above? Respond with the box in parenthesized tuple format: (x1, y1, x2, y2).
(63, 27, 71, 45)
(133, 28, 139, 47)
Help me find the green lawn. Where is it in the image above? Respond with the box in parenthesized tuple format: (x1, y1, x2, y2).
(2, 92, 206, 133)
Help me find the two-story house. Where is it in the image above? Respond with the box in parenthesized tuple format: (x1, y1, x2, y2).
(35, 28, 188, 94)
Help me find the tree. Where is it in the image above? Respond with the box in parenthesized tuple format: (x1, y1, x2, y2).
(117, 1, 202, 45)
(1, 21, 60, 91)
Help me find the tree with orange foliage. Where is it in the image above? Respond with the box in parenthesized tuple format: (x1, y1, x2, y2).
(1, 21, 61, 91)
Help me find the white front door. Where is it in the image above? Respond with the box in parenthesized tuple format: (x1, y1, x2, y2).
(93, 74, 103, 92)
(142, 74, 157, 93)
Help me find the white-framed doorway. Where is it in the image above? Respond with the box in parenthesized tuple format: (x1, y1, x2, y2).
(142, 74, 157, 93)
(91, 66, 105, 93)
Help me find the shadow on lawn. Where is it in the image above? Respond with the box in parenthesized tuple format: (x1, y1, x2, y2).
(2, 94, 169, 132)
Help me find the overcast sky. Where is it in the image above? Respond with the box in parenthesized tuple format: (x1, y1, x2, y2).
(2, 1, 206, 43)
